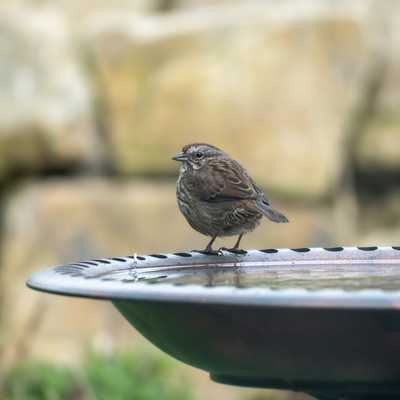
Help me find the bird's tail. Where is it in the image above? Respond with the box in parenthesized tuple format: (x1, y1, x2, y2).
(256, 200, 289, 223)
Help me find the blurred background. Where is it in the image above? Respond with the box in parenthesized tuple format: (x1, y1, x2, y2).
(0, 0, 399, 399)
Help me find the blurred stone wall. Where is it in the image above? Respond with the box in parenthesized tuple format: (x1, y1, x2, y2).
(0, 1, 399, 399)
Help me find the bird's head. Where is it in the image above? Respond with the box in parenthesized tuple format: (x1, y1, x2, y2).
(172, 143, 225, 170)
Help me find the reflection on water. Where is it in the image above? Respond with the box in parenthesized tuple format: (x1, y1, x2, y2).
(125, 264, 400, 291)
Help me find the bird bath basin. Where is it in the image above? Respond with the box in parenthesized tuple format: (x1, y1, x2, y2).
(27, 246, 400, 400)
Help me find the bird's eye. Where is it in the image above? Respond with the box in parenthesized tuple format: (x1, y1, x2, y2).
(195, 152, 204, 159)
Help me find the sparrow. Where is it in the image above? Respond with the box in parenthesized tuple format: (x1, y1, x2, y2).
(173, 143, 288, 254)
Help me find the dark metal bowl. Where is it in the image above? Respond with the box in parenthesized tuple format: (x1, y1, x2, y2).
(27, 246, 400, 400)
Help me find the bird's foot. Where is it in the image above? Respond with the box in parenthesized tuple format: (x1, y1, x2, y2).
(218, 247, 247, 255)
(191, 246, 247, 256)
(191, 249, 221, 256)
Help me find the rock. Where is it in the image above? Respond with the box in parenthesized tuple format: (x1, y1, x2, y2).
(357, 113, 400, 170)
(359, 227, 400, 248)
(10, 0, 204, 17)
(360, 192, 400, 232)
(356, 62, 400, 172)
(355, 1, 400, 172)
(0, 178, 329, 365)
(86, 1, 373, 198)
(0, 7, 98, 181)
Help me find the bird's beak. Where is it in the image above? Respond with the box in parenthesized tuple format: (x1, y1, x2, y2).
(172, 151, 188, 162)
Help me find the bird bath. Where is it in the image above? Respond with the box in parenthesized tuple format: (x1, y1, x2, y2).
(27, 246, 400, 400)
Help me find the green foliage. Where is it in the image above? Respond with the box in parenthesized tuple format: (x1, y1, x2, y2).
(4, 361, 81, 400)
(83, 350, 191, 400)
(3, 350, 192, 400)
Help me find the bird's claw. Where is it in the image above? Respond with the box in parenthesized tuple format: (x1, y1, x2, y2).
(190, 248, 247, 256)
(191, 249, 221, 256)
(218, 247, 247, 255)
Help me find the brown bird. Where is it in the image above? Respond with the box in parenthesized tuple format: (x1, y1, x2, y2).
(173, 143, 288, 254)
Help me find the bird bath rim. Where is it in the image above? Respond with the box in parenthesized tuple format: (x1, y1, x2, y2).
(27, 246, 400, 310)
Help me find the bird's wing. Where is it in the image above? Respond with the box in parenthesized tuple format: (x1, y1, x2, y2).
(199, 158, 261, 202)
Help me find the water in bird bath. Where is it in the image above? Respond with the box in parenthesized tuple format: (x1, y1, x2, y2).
(124, 262, 400, 291)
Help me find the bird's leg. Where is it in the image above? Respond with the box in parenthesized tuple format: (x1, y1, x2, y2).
(232, 233, 244, 250)
(218, 234, 246, 255)
(191, 234, 220, 255)
(204, 234, 219, 254)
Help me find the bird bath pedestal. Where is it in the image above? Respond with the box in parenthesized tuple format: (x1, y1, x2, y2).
(27, 246, 400, 400)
